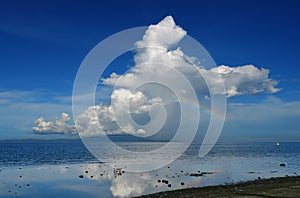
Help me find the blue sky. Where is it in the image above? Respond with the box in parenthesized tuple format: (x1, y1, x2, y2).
(0, 0, 300, 140)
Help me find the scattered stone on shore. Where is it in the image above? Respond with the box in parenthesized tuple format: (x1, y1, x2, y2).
(100, 174, 103, 176)
(168, 184, 171, 188)
(85, 170, 88, 173)
(280, 163, 286, 167)
(137, 176, 300, 198)
(258, 177, 261, 180)
(158, 180, 161, 183)
(181, 182, 185, 185)
(79, 175, 84, 178)
(90, 175, 94, 178)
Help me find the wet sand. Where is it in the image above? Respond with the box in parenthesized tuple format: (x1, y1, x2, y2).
(137, 176, 300, 198)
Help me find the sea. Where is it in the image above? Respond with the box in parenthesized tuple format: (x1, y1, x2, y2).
(0, 139, 299, 197)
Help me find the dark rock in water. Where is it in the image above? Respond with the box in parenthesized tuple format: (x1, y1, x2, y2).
(181, 182, 185, 185)
(162, 180, 169, 184)
(168, 184, 171, 187)
(100, 174, 103, 176)
(85, 171, 88, 173)
(65, 166, 68, 169)
(280, 163, 286, 167)
(190, 173, 203, 177)
(158, 180, 161, 183)
(26, 184, 30, 187)
(18, 186, 21, 188)
(79, 175, 84, 178)
(19, 175, 22, 178)
(190, 172, 214, 177)
(90, 175, 94, 178)
(258, 177, 261, 180)
(122, 171, 125, 174)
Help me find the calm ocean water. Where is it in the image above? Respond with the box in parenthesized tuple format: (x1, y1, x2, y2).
(0, 139, 299, 168)
(0, 139, 299, 197)
(0, 139, 97, 166)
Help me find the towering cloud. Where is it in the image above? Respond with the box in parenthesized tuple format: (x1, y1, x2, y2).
(33, 16, 280, 136)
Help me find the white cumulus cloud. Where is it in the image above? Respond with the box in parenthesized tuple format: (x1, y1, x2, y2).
(33, 15, 281, 136)
(71, 89, 161, 137)
(32, 113, 77, 135)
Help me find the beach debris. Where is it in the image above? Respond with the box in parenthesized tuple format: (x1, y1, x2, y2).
(79, 175, 84, 178)
(280, 163, 286, 167)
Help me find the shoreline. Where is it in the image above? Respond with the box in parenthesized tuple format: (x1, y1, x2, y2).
(137, 176, 300, 198)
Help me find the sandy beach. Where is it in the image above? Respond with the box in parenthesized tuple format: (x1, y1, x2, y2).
(138, 176, 300, 198)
